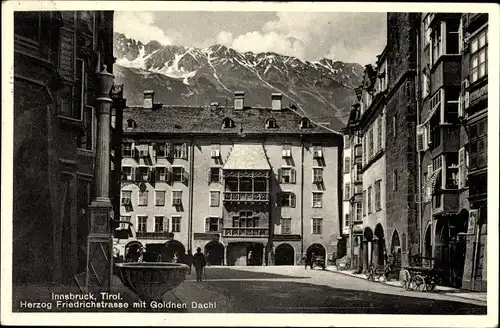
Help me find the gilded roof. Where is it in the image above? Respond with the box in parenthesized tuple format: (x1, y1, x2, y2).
(223, 144, 271, 170)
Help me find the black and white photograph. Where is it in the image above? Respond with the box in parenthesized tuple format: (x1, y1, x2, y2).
(1, 1, 498, 326)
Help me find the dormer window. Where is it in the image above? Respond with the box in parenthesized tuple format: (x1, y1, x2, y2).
(300, 117, 312, 129)
(222, 117, 235, 129)
(266, 118, 277, 129)
(127, 119, 136, 129)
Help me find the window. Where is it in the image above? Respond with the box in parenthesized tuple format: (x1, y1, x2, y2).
(362, 137, 366, 165)
(137, 167, 150, 182)
(300, 117, 311, 129)
(312, 192, 323, 208)
(470, 29, 488, 83)
(266, 118, 277, 129)
(423, 14, 431, 46)
(362, 190, 366, 216)
(156, 143, 166, 157)
(344, 183, 351, 200)
(393, 115, 397, 140)
(126, 119, 136, 129)
(367, 186, 372, 214)
(422, 71, 430, 98)
(171, 217, 181, 232)
(280, 192, 296, 207)
(433, 156, 443, 172)
(154, 216, 164, 232)
(138, 191, 148, 206)
(14, 12, 41, 43)
(205, 217, 220, 232)
(393, 170, 398, 191)
(121, 191, 132, 205)
(73, 58, 85, 119)
(431, 25, 442, 64)
(279, 167, 295, 184)
(223, 117, 234, 129)
(122, 166, 133, 181)
(122, 142, 133, 157)
(344, 135, 350, 149)
(356, 202, 362, 222)
(155, 191, 166, 206)
(445, 19, 460, 54)
(444, 153, 459, 189)
(120, 216, 131, 229)
(444, 88, 460, 123)
(281, 218, 292, 234)
(77, 11, 94, 35)
(254, 178, 267, 192)
(377, 117, 383, 152)
(78, 106, 94, 150)
(344, 157, 351, 173)
(137, 216, 147, 232)
(313, 144, 323, 158)
(237, 211, 257, 227)
(172, 166, 184, 182)
(469, 119, 487, 170)
(211, 143, 221, 158)
(282, 143, 292, 157)
(375, 180, 381, 211)
(312, 218, 323, 234)
(173, 143, 187, 159)
(156, 167, 168, 182)
(172, 191, 182, 206)
(313, 168, 323, 183)
(209, 167, 221, 183)
(210, 191, 220, 207)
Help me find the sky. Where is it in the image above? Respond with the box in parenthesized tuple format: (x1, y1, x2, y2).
(114, 11, 387, 65)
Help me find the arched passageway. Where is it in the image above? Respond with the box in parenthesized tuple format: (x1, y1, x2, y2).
(205, 241, 225, 266)
(374, 224, 386, 266)
(275, 244, 295, 265)
(390, 230, 402, 273)
(165, 240, 186, 262)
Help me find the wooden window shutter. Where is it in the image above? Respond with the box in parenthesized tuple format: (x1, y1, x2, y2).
(218, 218, 223, 232)
(134, 144, 140, 162)
(458, 147, 465, 189)
(131, 167, 136, 181)
(218, 167, 222, 182)
(155, 167, 161, 181)
(277, 168, 282, 183)
(207, 168, 211, 184)
(291, 168, 296, 184)
(205, 218, 210, 232)
(182, 143, 188, 160)
(290, 193, 296, 208)
(149, 167, 155, 182)
(165, 169, 172, 184)
(166, 142, 172, 158)
(182, 168, 189, 185)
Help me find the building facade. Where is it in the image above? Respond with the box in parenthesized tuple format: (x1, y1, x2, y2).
(117, 91, 344, 266)
(13, 11, 117, 285)
(416, 13, 488, 290)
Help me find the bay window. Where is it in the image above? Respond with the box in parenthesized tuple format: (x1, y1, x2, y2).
(469, 119, 487, 171)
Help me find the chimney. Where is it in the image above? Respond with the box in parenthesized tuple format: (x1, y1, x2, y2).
(143, 90, 154, 109)
(234, 91, 244, 110)
(271, 93, 282, 111)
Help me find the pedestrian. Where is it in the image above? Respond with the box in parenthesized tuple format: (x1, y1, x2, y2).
(206, 251, 211, 267)
(173, 252, 178, 263)
(185, 250, 194, 274)
(310, 252, 315, 270)
(193, 247, 207, 282)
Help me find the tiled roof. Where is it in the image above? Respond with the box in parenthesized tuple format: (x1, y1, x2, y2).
(122, 105, 338, 135)
(223, 144, 271, 170)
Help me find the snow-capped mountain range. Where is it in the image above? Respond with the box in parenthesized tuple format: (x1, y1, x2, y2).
(113, 32, 365, 130)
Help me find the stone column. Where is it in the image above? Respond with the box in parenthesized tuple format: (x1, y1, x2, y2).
(372, 238, 379, 267)
(361, 240, 369, 273)
(86, 65, 115, 293)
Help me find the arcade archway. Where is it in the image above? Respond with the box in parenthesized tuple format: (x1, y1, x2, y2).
(306, 243, 326, 259)
(390, 230, 402, 272)
(205, 241, 225, 266)
(374, 224, 385, 265)
(275, 244, 295, 265)
(165, 240, 186, 262)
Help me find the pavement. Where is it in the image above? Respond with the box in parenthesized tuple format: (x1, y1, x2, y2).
(10, 265, 487, 314)
(324, 265, 488, 303)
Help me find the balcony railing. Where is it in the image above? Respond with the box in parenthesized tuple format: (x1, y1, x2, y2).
(223, 227, 269, 237)
(223, 192, 269, 202)
(136, 231, 173, 239)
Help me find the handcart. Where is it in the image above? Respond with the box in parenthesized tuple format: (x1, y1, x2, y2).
(399, 256, 442, 292)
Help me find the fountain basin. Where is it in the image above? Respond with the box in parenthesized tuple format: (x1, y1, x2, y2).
(115, 262, 189, 302)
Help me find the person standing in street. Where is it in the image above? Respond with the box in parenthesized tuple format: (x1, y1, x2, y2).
(185, 250, 194, 274)
(193, 247, 207, 282)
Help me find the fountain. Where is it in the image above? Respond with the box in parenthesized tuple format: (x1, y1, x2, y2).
(113, 221, 189, 308)
(114, 262, 189, 306)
